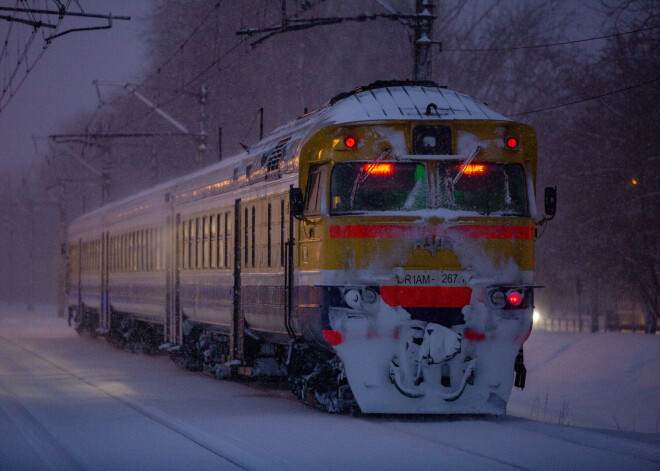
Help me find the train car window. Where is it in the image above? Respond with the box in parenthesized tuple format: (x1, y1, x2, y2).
(436, 162, 529, 216)
(216, 213, 222, 268)
(183, 221, 189, 270)
(280, 199, 285, 267)
(149, 229, 154, 271)
(244, 207, 249, 266)
(330, 162, 427, 213)
(197, 218, 203, 269)
(145, 230, 150, 271)
(251, 206, 256, 268)
(224, 212, 230, 268)
(304, 164, 326, 215)
(188, 220, 194, 269)
(133, 232, 138, 272)
(156, 228, 162, 271)
(203, 216, 209, 269)
(210, 215, 217, 269)
(138, 232, 142, 272)
(267, 203, 272, 267)
(413, 125, 452, 155)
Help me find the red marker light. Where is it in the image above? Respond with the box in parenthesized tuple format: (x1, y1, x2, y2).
(362, 163, 393, 176)
(507, 291, 523, 306)
(345, 136, 357, 148)
(506, 137, 518, 149)
(322, 329, 344, 346)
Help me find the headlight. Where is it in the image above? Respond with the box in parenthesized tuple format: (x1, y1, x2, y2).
(489, 290, 507, 309)
(344, 289, 362, 309)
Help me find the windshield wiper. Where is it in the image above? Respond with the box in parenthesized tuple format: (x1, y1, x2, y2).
(349, 147, 392, 208)
(453, 146, 482, 186)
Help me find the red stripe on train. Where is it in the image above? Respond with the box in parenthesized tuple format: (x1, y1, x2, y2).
(380, 286, 472, 308)
(328, 224, 533, 240)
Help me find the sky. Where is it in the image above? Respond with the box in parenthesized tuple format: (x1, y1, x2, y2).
(0, 0, 153, 172)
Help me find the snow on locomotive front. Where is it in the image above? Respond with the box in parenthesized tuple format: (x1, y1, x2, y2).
(292, 85, 538, 414)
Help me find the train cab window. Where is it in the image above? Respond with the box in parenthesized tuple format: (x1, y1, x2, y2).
(304, 164, 327, 215)
(413, 125, 452, 155)
(330, 162, 427, 213)
(436, 162, 529, 216)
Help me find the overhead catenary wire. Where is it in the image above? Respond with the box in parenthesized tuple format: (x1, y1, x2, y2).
(511, 77, 659, 116)
(444, 25, 659, 52)
(109, 0, 330, 135)
(0, 0, 73, 113)
(0, 1, 18, 68)
(87, 1, 225, 132)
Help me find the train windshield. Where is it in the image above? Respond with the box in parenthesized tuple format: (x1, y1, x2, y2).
(436, 162, 528, 216)
(330, 162, 427, 213)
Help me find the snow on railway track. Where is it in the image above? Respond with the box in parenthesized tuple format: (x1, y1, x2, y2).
(0, 333, 301, 471)
(0, 305, 658, 470)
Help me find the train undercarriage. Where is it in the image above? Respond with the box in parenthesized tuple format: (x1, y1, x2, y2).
(69, 293, 530, 416)
(69, 304, 359, 413)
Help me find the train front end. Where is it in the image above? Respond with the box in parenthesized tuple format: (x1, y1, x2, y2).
(296, 116, 538, 414)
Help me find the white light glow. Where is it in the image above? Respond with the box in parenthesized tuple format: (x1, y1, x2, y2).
(533, 309, 541, 324)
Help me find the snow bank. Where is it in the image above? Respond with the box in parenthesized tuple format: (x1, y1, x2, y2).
(508, 329, 660, 433)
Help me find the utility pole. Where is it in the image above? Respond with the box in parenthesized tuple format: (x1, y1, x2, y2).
(412, 0, 435, 81)
(197, 84, 208, 169)
(237, 1, 442, 82)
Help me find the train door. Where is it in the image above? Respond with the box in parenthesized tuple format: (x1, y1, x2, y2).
(231, 198, 244, 361)
(76, 238, 82, 317)
(100, 231, 110, 330)
(165, 212, 182, 345)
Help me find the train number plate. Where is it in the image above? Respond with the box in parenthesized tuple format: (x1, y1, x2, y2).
(396, 270, 466, 286)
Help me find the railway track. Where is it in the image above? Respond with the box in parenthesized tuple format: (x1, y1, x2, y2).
(0, 333, 302, 471)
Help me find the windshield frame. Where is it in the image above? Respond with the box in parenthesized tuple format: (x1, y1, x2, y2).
(329, 160, 428, 215)
(435, 160, 530, 217)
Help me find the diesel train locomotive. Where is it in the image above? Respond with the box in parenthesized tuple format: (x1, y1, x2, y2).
(66, 81, 556, 414)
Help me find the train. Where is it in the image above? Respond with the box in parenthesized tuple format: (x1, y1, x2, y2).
(66, 80, 556, 414)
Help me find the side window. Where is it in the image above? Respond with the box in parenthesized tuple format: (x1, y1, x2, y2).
(203, 216, 209, 269)
(183, 221, 189, 270)
(210, 215, 217, 269)
(304, 164, 326, 215)
(224, 212, 231, 268)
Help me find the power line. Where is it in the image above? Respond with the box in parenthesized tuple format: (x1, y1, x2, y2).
(0, 0, 71, 113)
(444, 25, 659, 52)
(511, 77, 659, 116)
(87, 2, 224, 132)
(106, 0, 329, 135)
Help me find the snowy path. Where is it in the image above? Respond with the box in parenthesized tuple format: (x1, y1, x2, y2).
(0, 305, 658, 470)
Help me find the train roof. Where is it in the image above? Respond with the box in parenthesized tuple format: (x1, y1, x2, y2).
(321, 80, 508, 123)
(69, 82, 510, 235)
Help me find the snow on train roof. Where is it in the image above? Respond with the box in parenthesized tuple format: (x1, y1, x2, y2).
(321, 84, 509, 123)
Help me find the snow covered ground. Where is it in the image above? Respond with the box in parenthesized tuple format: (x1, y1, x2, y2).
(0, 303, 658, 470)
(509, 328, 660, 434)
